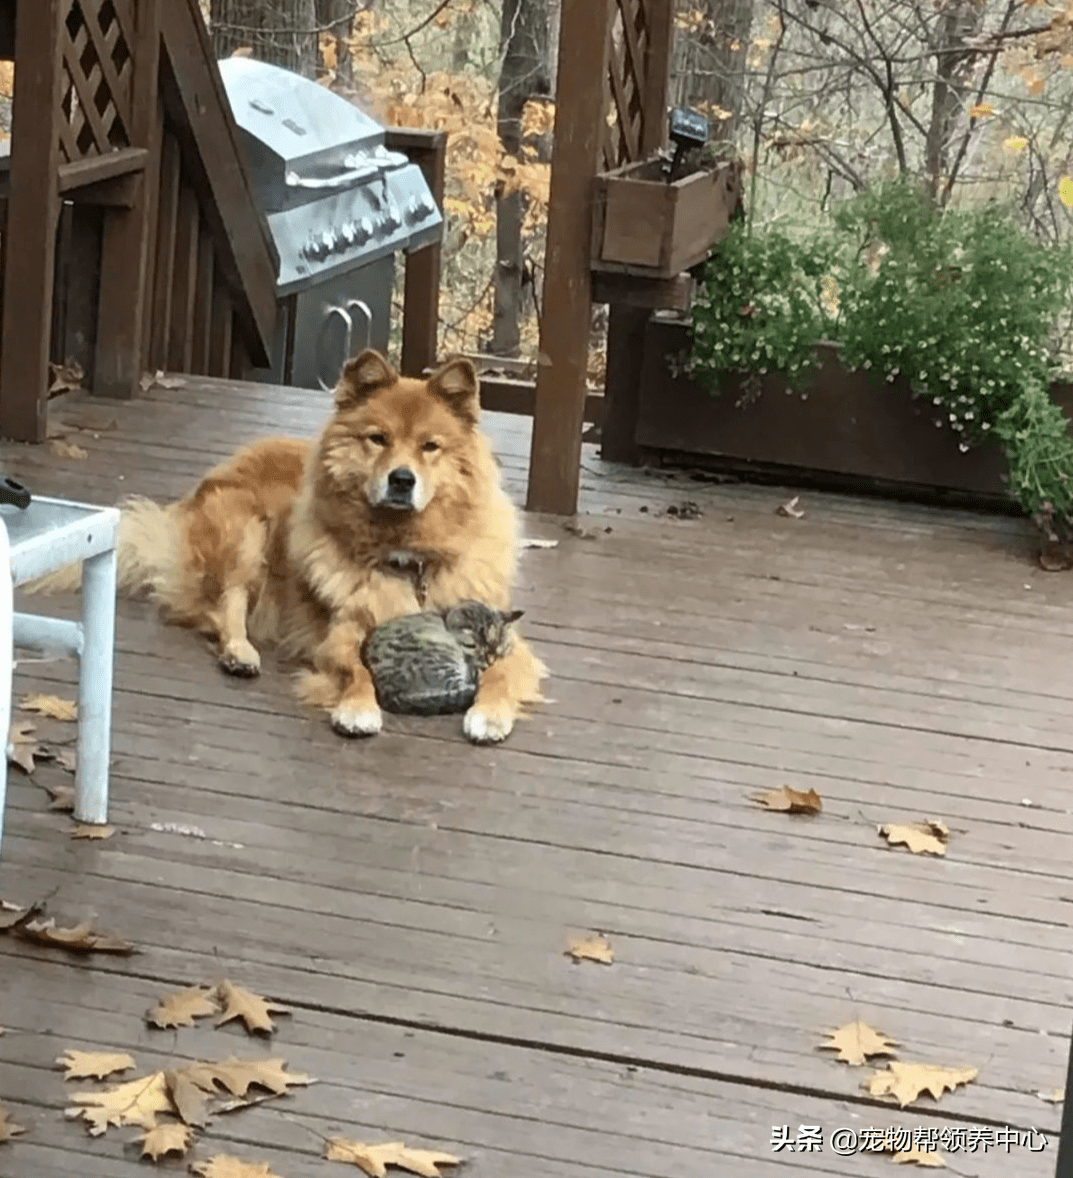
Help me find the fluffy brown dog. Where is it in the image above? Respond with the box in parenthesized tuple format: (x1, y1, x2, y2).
(30, 351, 547, 744)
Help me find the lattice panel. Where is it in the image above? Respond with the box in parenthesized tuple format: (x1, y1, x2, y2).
(58, 0, 135, 163)
(603, 0, 652, 170)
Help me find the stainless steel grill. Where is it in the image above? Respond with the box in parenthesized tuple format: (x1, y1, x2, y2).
(218, 57, 443, 389)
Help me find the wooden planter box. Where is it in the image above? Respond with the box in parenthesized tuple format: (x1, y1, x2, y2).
(633, 316, 1073, 502)
(591, 159, 739, 279)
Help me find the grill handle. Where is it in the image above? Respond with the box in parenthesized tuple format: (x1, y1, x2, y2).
(285, 163, 379, 190)
(315, 300, 374, 392)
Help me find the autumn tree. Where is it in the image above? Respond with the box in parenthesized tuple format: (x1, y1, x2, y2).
(210, 0, 319, 76)
(673, 0, 756, 142)
(491, 0, 551, 358)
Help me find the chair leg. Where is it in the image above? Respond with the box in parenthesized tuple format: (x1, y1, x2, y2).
(0, 520, 12, 862)
(74, 546, 117, 825)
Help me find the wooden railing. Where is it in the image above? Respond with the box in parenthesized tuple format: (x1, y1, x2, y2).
(0, 0, 279, 442)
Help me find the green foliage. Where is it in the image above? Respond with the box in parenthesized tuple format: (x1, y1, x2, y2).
(688, 180, 1073, 532)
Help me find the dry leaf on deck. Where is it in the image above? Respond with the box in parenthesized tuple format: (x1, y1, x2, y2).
(57, 1049, 136, 1081)
(7, 721, 41, 774)
(777, 495, 805, 519)
(49, 360, 85, 394)
(325, 1137, 462, 1177)
(20, 694, 78, 721)
(753, 786, 823, 815)
(0, 898, 44, 931)
(147, 984, 220, 1029)
(165, 1069, 212, 1127)
(892, 1148, 947, 1167)
(16, 916, 136, 955)
(183, 1056, 311, 1100)
(66, 1070, 172, 1135)
(865, 1061, 978, 1108)
(1038, 1087, 1064, 1103)
(565, 933, 614, 964)
(191, 1157, 285, 1178)
(214, 980, 291, 1035)
(42, 781, 74, 810)
(521, 538, 558, 549)
(70, 824, 115, 841)
(54, 749, 77, 773)
(878, 819, 948, 857)
(818, 1021, 897, 1067)
(139, 1119, 193, 1160)
(0, 1102, 26, 1143)
(48, 439, 89, 460)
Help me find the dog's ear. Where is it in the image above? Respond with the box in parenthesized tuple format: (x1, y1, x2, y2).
(504, 609, 524, 624)
(335, 349, 397, 410)
(428, 356, 480, 426)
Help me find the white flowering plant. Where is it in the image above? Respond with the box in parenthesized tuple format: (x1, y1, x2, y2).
(688, 181, 1073, 532)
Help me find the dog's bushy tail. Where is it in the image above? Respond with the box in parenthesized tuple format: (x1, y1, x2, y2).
(22, 496, 182, 597)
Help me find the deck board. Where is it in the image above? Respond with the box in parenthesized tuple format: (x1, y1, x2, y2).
(0, 374, 1069, 1175)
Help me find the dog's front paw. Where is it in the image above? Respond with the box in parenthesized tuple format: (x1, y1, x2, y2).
(331, 701, 383, 738)
(463, 705, 513, 745)
(219, 640, 261, 678)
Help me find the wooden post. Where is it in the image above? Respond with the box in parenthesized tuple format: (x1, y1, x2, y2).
(386, 127, 447, 378)
(0, 0, 63, 442)
(93, 0, 162, 400)
(600, 0, 674, 464)
(525, 0, 614, 516)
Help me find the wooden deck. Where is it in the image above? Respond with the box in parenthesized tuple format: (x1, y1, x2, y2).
(1, 375, 1071, 1176)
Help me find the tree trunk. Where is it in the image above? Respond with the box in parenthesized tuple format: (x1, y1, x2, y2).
(210, 0, 319, 78)
(672, 0, 754, 142)
(491, 0, 550, 358)
(316, 0, 357, 87)
(924, 0, 983, 201)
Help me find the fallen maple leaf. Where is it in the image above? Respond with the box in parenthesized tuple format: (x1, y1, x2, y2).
(0, 1102, 26, 1143)
(42, 781, 74, 810)
(49, 359, 85, 394)
(57, 1049, 136, 1081)
(753, 786, 822, 814)
(54, 749, 77, 773)
(1039, 1087, 1065, 1103)
(49, 440, 89, 460)
(147, 984, 220, 1029)
(165, 1069, 212, 1127)
(70, 824, 115, 841)
(818, 1021, 897, 1067)
(865, 1061, 978, 1108)
(67, 1071, 172, 1135)
(565, 933, 614, 964)
(878, 819, 948, 857)
(139, 1119, 193, 1160)
(892, 1148, 947, 1167)
(0, 898, 43, 931)
(7, 721, 41, 774)
(191, 1157, 285, 1178)
(215, 980, 291, 1035)
(16, 916, 136, 955)
(325, 1138, 462, 1177)
(776, 495, 805, 519)
(21, 693, 77, 721)
(183, 1056, 311, 1099)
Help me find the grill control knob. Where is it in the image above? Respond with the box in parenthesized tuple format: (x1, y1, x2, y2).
(321, 229, 337, 253)
(341, 221, 358, 245)
(307, 237, 326, 260)
(384, 203, 402, 230)
(357, 217, 373, 242)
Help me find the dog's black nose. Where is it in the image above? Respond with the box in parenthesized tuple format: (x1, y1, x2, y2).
(387, 467, 416, 493)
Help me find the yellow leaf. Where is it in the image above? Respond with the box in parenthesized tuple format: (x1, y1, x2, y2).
(1059, 175, 1073, 209)
(66, 1071, 172, 1135)
(1003, 136, 1029, 153)
(817, 1021, 898, 1067)
(20, 693, 77, 721)
(753, 786, 822, 814)
(325, 1138, 462, 1177)
(878, 818, 948, 856)
(146, 984, 220, 1030)
(214, 980, 291, 1036)
(140, 1120, 193, 1160)
(56, 1049, 136, 1081)
(1039, 1087, 1065, 1103)
(191, 1158, 285, 1178)
(565, 933, 614, 964)
(892, 1148, 947, 1167)
(864, 1061, 978, 1108)
(69, 824, 115, 841)
(0, 1101, 26, 1143)
(968, 103, 994, 118)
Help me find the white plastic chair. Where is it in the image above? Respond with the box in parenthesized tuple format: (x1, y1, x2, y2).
(0, 495, 120, 862)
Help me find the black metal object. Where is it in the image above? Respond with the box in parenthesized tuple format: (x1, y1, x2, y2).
(0, 476, 31, 509)
(663, 107, 709, 183)
(1055, 1024, 1073, 1176)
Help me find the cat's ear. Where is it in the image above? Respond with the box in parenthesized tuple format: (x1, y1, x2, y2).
(505, 609, 524, 624)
